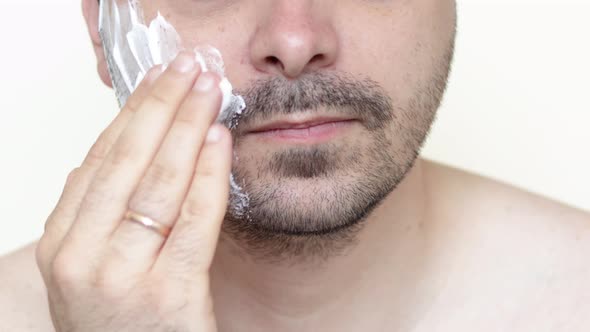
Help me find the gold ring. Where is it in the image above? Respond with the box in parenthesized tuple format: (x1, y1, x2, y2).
(124, 210, 171, 237)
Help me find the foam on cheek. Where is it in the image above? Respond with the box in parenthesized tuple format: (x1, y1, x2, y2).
(98, 0, 250, 217)
(98, 0, 245, 124)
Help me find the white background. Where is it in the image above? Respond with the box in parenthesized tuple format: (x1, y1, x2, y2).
(0, 0, 588, 255)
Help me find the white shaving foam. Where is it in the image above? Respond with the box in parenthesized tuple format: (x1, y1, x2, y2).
(98, 0, 245, 123)
(98, 0, 250, 217)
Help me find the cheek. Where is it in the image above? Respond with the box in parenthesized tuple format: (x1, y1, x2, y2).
(166, 9, 255, 88)
(334, 6, 424, 101)
(335, 1, 454, 106)
(136, 1, 248, 57)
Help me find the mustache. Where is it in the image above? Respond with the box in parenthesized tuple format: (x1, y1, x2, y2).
(229, 72, 394, 132)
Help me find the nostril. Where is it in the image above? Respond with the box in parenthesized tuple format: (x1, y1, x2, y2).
(310, 54, 325, 64)
(266, 56, 284, 70)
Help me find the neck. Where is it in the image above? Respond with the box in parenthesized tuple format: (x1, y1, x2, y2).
(211, 159, 435, 331)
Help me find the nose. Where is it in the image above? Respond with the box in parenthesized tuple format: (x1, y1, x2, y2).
(249, 1, 339, 79)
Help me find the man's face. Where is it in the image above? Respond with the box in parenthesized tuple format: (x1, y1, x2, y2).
(122, 0, 456, 253)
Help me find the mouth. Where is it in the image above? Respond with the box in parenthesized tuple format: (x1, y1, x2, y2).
(242, 115, 359, 144)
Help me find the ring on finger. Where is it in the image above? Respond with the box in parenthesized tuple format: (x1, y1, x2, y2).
(124, 209, 171, 237)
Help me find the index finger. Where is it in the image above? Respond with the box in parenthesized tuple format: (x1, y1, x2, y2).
(42, 65, 163, 238)
(38, 66, 163, 278)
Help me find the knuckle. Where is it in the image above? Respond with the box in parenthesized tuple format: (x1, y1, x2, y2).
(180, 196, 210, 222)
(123, 97, 141, 114)
(122, 103, 138, 115)
(46, 167, 85, 231)
(174, 110, 199, 127)
(145, 90, 172, 110)
(35, 236, 52, 273)
(144, 161, 180, 188)
(66, 167, 82, 185)
(195, 164, 217, 180)
(81, 181, 118, 212)
(42, 209, 59, 234)
(85, 132, 115, 168)
(51, 250, 86, 288)
(108, 138, 142, 168)
(126, 164, 181, 220)
(174, 101, 204, 126)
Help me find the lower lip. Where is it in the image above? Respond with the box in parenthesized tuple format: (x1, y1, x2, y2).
(246, 120, 358, 143)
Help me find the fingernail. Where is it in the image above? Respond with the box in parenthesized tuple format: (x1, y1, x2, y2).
(170, 52, 195, 73)
(206, 125, 223, 143)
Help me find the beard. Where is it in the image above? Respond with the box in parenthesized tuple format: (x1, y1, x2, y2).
(220, 43, 455, 264)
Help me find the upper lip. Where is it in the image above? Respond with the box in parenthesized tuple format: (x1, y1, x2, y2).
(245, 116, 357, 134)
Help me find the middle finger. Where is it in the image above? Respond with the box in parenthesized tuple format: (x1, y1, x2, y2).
(107, 71, 222, 272)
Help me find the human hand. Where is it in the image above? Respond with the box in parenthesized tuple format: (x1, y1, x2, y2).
(35, 51, 231, 332)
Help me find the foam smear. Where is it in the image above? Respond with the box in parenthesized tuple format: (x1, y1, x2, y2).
(98, 0, 250, 217)
(98, 0, 245, 123)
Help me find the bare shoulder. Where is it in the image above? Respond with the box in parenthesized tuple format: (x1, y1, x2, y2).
(423, 159, 590, 259)
(421, 159, 590, 330)
(422, 159, 590, 226)
(0, 241, 54, 332)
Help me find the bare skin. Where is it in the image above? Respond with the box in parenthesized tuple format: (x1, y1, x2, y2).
(1, 0, 590, 331)
(2, 160, 589, 331)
